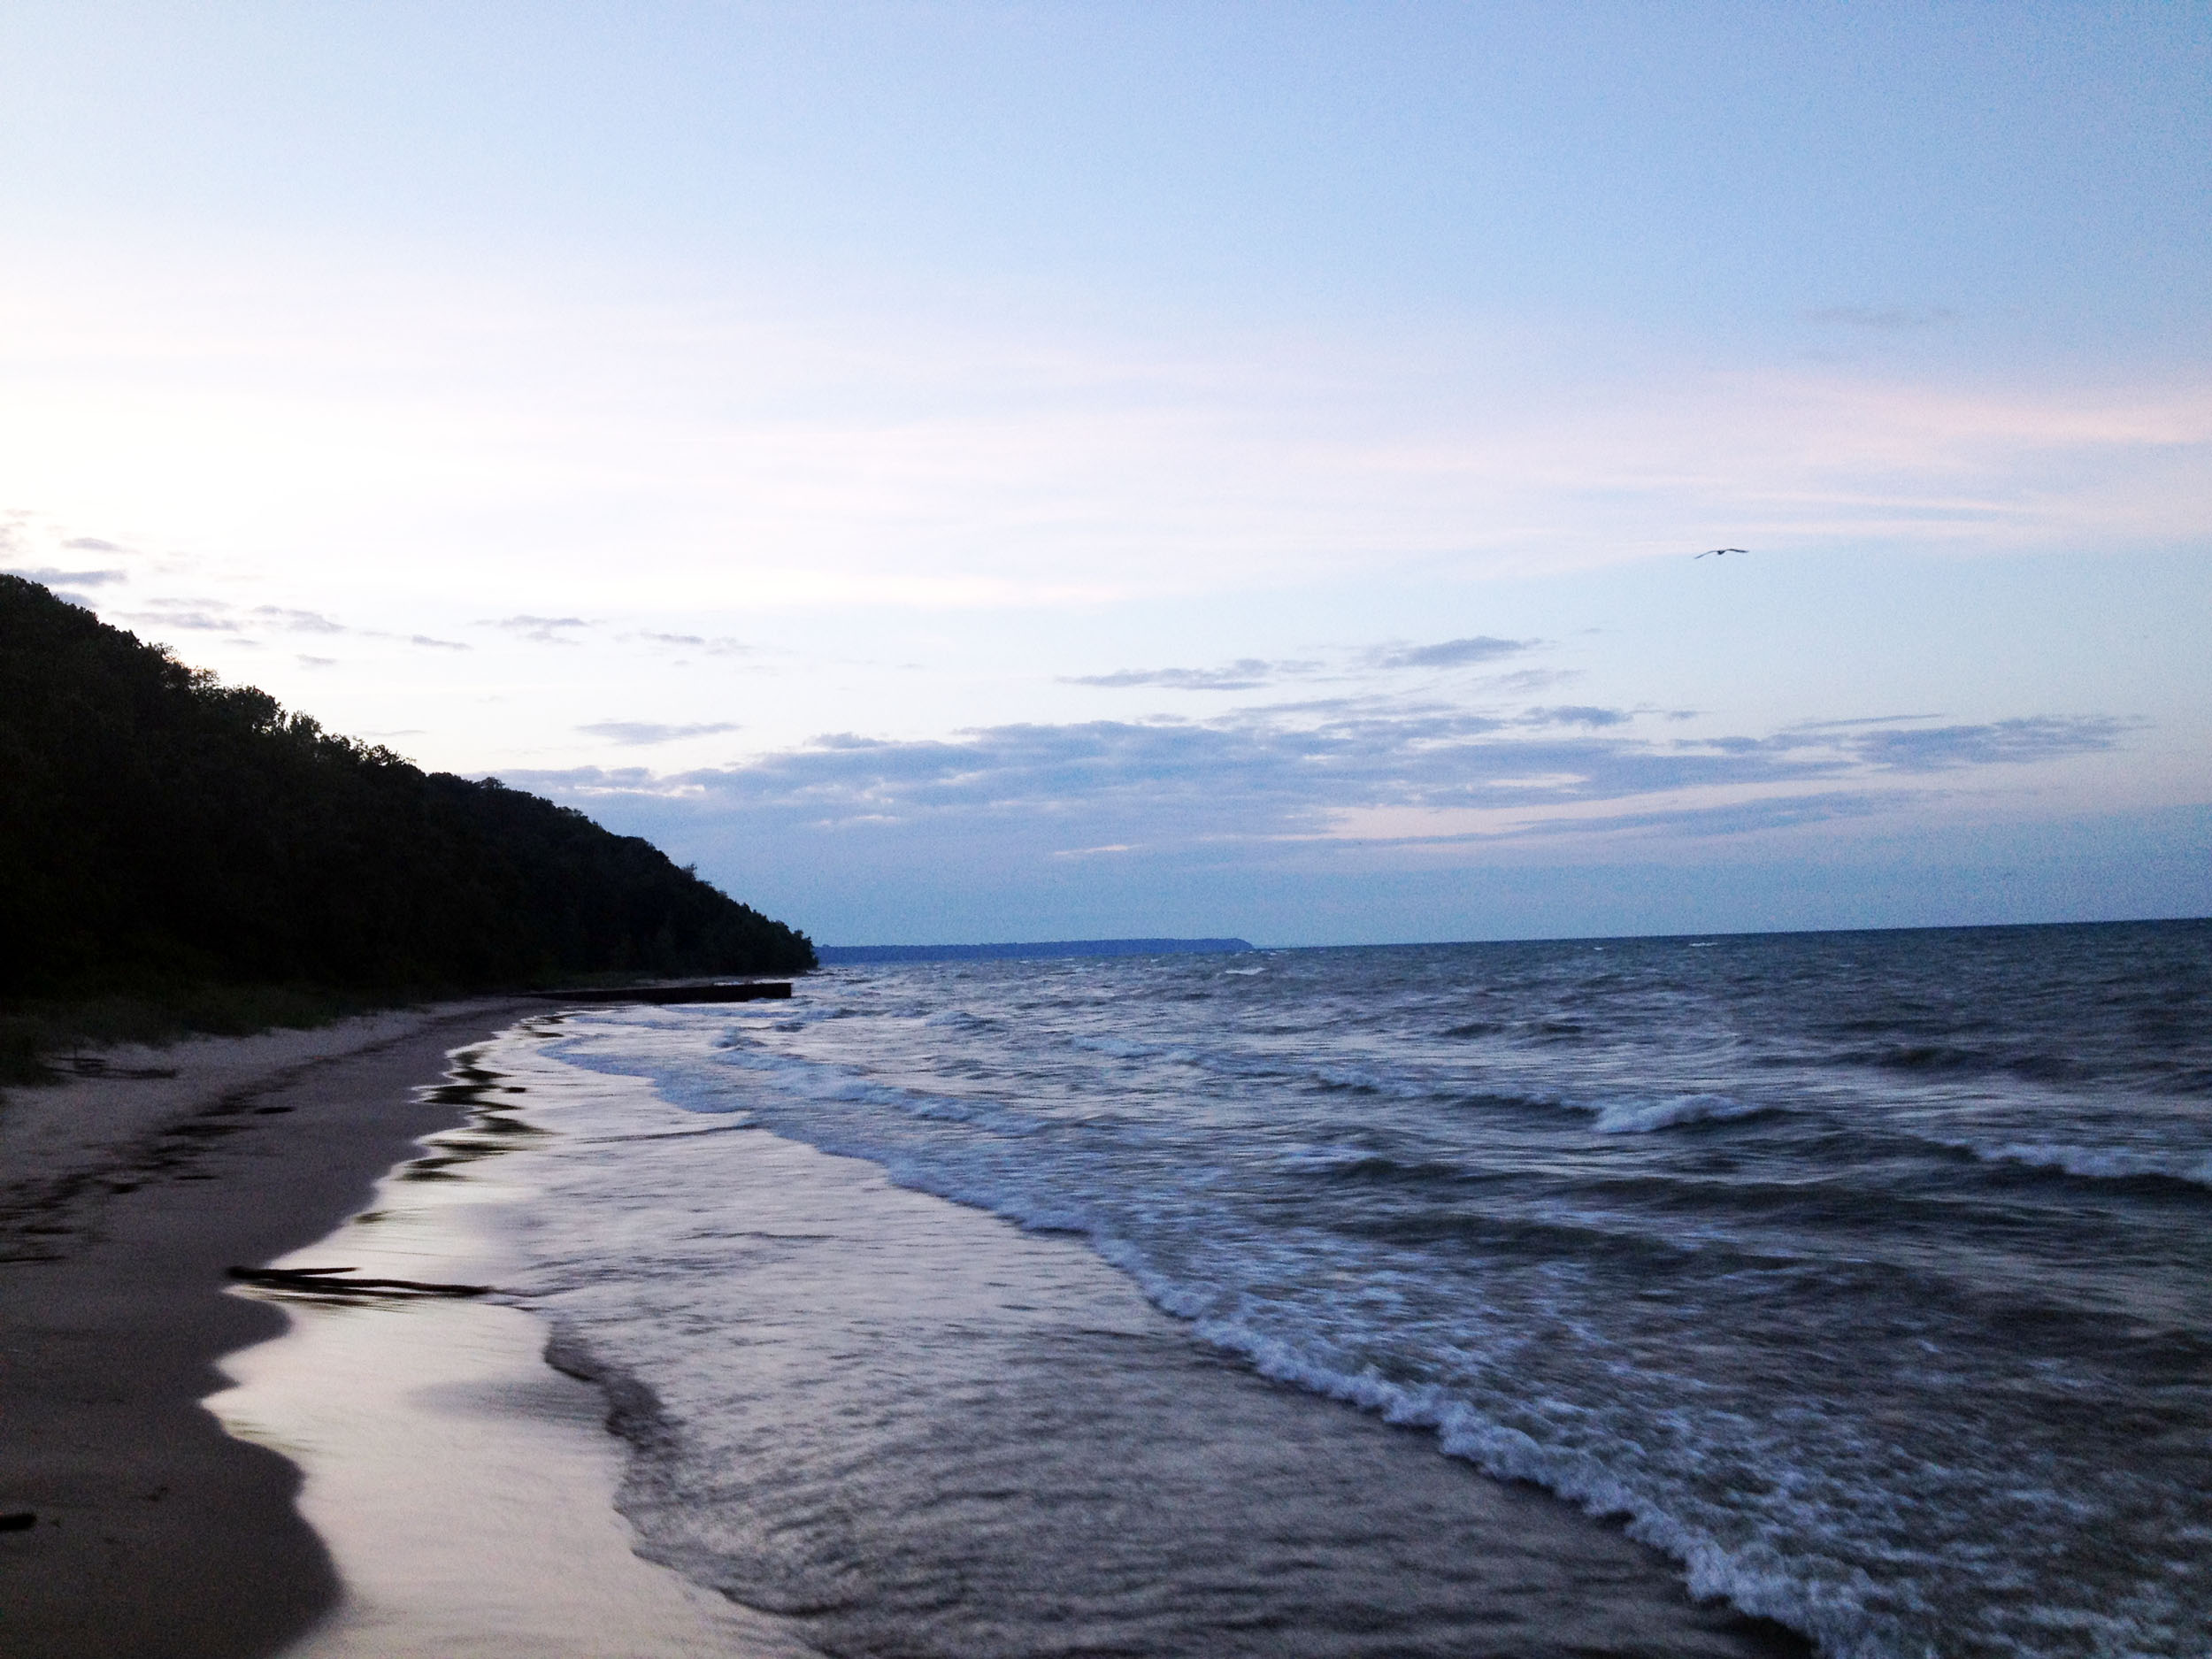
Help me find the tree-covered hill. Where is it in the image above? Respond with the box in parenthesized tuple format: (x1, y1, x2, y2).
(0, 575, 813, 999)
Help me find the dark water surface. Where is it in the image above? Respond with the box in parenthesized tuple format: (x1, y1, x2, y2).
(501, 920, 2212, 1659)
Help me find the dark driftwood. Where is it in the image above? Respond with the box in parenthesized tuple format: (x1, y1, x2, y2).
(66, 1056, 181, 1079)
(226, 1265, 491, 1297)
(531, 981, 793, 1005)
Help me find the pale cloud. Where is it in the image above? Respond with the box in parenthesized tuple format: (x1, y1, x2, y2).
(1331, 789, 1902, 847)
(1486, 668, 1582, 696)
(75, 593, 483, 661)
(489, 615, 592, 644)
(1064, 658, 1318, 691)
(504, 705, 2131, 864)
(1841, 717, 2136, 772)
(1373, 637, 1536, 670)
(126, 598, 242, 634)
(579, 720, 743, 746)
(6, 246, 2207, 623)
(1519, 705, 1632, 728)
(1065, 640, 1542, 691)
(119, 596, 350, 640)
(3, 565, 127, 588)
(634, 631, 752, 656)
(1792, 713, 1948, 731)
(250, 605, 346, 634)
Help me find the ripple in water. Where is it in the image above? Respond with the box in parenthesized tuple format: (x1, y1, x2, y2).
(508, 921, 2212, 1659)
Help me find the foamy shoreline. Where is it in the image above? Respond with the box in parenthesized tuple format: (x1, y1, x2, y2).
(488, 1007, 1815, 1659)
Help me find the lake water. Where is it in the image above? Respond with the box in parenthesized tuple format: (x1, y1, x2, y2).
(314, 921, 2212, 1658)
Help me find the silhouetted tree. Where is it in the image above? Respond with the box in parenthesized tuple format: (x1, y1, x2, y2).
(0, 575, 812, 998)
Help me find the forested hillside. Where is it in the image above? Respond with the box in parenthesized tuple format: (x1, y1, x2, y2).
(0, 575, 813, 999)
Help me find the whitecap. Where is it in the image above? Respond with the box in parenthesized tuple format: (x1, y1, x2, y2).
(1590, 1094, 1768, 1134)
(1972, 1141, 2212, 1188)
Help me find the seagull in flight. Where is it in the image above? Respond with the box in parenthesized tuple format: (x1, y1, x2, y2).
(1695, 547, 1749, 558)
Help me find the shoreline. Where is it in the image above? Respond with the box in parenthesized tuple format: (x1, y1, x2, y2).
(495, 1011, 1816, 1659)
(4, 996, 1815, 1659)
(204, 1018, 810, 1658)
(0, 999, 538, 1659)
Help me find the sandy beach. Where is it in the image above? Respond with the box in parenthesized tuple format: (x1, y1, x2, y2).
(0, 1001, 537, 1659)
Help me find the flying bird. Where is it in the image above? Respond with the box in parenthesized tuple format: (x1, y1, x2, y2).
(1695, 547, 1748, 558)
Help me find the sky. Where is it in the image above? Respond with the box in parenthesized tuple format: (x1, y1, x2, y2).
(3, 1, 2207, 945)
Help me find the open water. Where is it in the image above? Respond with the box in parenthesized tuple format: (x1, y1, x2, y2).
(468, 921, 2210, 1659)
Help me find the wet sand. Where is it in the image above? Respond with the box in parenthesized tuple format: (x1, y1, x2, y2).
(204, 1028, 809, 1659)
(0, 1001, 535, 1659)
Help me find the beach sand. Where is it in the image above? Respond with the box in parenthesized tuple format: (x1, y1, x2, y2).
(0, 1002, 539, 1659)
(202, 1018, 810, 1659)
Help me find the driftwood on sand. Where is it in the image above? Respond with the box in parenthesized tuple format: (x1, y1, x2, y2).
(226, 1264, 491, 1298)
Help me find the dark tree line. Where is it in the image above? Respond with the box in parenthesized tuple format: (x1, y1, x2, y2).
(0, 575, 813, 999)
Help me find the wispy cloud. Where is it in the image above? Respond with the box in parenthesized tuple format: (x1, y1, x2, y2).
(1498, 790, 1899, 842)
(250, 604, 346, 634)
(489, 615, 592, 644)
(1372, 636, 1535, 670)
(77, 593, 480, 668)
(4, 565, 127, 588)
(1064, 657, 1319, 691)
(1843, 716, 2133, 772)
(507, 703, 2134, 864)
(1519, 704, 1632, 728)
(127, 598, 242, 633)
(93, 592, 475, 653)
(578, 720, 743, 745)
(1065, 638, 1542, 690)
(120, 596, 356, 640)
(634, 631, 752, 656)
(1792, 713, 1947, 731)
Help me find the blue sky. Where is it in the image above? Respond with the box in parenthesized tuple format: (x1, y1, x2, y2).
(4, 2, 2207, 943)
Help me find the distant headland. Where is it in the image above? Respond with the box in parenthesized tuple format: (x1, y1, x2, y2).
(818, 938, 1255, 964)
(0, 573, 812, 1071)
